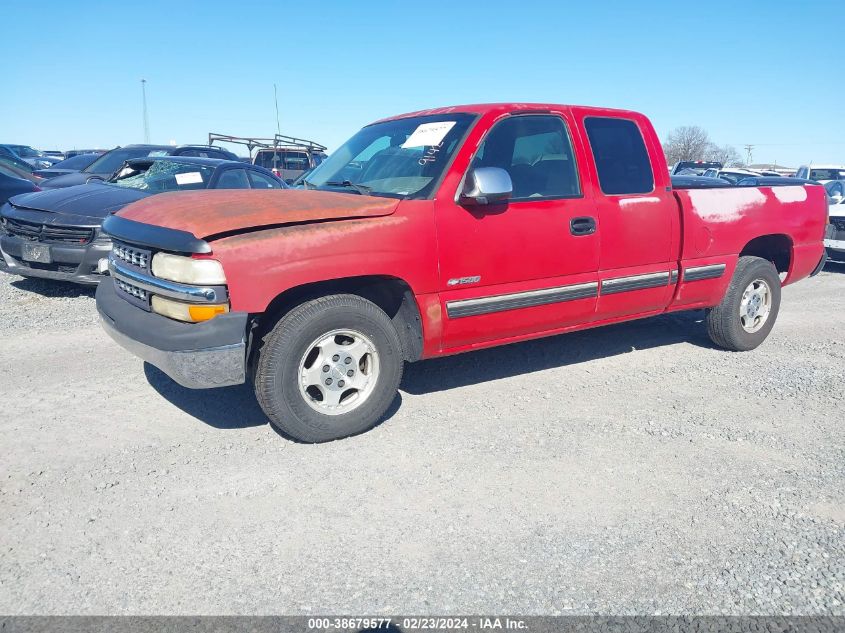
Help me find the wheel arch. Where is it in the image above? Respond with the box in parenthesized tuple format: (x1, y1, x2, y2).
(249, 275, 424, 371)
(739, 233, 793, 274)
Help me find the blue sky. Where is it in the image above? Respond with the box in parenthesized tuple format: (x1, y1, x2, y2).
(2, 0, 842, 166)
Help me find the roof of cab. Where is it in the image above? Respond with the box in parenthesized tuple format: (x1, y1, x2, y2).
(372, 102, 644, 124)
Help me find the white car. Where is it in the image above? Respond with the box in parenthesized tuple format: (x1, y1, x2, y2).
(825, 181, 845, 262)
(702, 167, 763, 184)
(795, 164, 845, 184)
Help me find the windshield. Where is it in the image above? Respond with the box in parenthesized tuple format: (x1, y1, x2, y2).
(109, 160, 214, 192)
(8, 145, 40, 158)
(0, 163, 28, 179)
(85, 147, 166, 175)
(304, 113, 476, 198)
(0, 155, 34, 173)
(809, 168, 845, 181)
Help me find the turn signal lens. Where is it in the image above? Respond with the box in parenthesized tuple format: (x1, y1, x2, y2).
(188, 304, 229, 322)
(151, 296, 229, 323)
(151, 253, 226, 285)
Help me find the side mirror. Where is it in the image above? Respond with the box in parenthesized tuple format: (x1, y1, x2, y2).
(459, 167, 512, 205)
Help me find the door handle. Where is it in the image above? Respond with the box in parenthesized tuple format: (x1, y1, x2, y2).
(570, 216, 597, 236)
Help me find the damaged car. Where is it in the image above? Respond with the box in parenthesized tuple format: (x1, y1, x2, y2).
(0, 156, 283, 285)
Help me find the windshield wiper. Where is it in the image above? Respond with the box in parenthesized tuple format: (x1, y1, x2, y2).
(324, 180, 372, 195)
(302, 179, 316, 190)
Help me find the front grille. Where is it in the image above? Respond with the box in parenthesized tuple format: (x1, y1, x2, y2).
(3, 217, 94, 244)
(3, 218, 40, 240)
(115, 277, 149, 301)
(112, 242, 150, 269)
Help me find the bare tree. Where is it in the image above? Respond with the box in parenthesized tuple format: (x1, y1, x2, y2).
(662, 126, 712, 166)
(706, 144, 744, 167)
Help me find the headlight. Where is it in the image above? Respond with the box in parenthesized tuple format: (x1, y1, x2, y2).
(151, 253, 226, 285)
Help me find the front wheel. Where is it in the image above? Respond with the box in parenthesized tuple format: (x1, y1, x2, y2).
(706, 256, 782, 351)
(254, 294, 404, 443)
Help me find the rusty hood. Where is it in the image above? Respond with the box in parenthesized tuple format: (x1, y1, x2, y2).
(116, 189, 400, 240)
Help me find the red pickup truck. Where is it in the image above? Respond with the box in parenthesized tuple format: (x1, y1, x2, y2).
(97, 103, 828, 442)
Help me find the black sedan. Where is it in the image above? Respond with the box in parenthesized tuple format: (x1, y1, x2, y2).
(0, 164, 40, 206)
(32, 153, 102, 179)
(0, 156, 284, 285)
(38, 144, 240, 189)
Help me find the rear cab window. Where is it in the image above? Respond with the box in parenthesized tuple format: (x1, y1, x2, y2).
(584, 117, 654, 195)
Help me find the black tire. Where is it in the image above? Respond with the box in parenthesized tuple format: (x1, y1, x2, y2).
(254, 294, 404, 443)
(706, 256, 782, 351)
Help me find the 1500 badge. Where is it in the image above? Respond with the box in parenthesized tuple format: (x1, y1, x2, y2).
(447, 275, 481, 286)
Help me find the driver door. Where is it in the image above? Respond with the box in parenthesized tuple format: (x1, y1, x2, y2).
(434, 112, 600, 351)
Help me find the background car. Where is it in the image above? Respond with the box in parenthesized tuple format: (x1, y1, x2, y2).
(702, 167, 764, 184)
(794, 164, 845, 183)
(825, 180, 845, 263)
(0, 156, 285, 284)
(0, 154, 43, 183)
(670, 160, 722, 175)
(65, 149, 107, 159)
(32, 153, 102, 179)
(0, 144, 59, 169)
(0, 164, 40, 205)
(38, 144, 240, 189)
(735, 176, 819, 188)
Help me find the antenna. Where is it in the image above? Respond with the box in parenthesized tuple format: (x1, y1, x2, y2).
(141, 79, 150, 143)
(743, 144, 754, 165)
(273, 84, 281, 137)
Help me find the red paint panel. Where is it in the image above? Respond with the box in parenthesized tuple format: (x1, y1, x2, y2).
(432, 107, 601, 352)
(670, 256, 739, 310)
(211, 201, 438, 316)
(439, 271, 599, 350)
(674, 185, 827, 270)
(596, 261, 675, 320)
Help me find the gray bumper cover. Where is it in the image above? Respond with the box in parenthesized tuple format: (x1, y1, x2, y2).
(96, 280, 247, 389)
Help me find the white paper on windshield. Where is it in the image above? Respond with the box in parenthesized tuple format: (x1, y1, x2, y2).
(175, 172, 203, 185)
(401, 121, 456, 148)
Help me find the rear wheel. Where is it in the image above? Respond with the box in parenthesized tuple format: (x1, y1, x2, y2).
(254, 294, 404, 442)
(706, 256, 781, 351)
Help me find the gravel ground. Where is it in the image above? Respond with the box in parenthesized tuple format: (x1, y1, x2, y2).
(0, 266, 843, 615)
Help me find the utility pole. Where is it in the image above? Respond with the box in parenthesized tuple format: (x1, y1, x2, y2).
(743, 144, 754, 166)
(141, 78, 150, 143)
(273, 83, 281, 136)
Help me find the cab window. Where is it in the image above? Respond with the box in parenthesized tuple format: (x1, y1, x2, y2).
(584, 117, 654, 195)
(470, 115, 580, 200)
